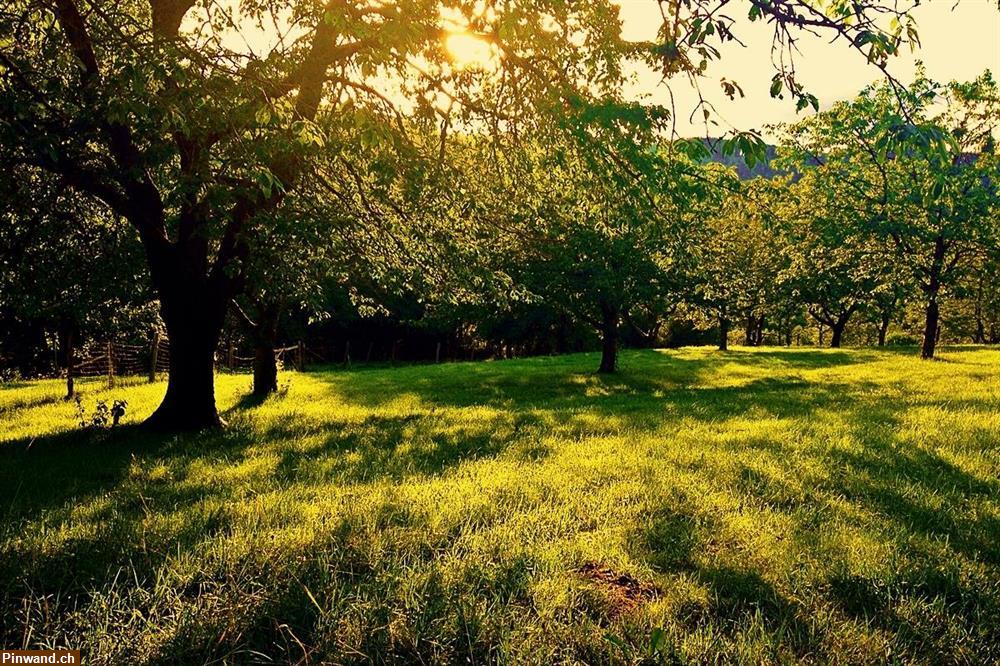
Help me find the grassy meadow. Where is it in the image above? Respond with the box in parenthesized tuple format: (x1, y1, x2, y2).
(1, 347, 999, 664)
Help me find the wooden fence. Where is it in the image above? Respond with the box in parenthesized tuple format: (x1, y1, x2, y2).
(62, 336, 458, 397)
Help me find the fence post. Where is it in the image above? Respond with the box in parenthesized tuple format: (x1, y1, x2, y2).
(435, 341, 441, 364)
(149, 332, 160, 383)
(366, 341, 373, 363)
(106, 341, 115, 389)
(391, 340, 399, 364)
(297, 341, 305, 371)
(227, 342, 235, 370)
(344, 341, 351, 368)
(65, 330, 75, 399)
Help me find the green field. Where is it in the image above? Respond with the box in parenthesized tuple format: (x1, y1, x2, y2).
(2, 347, 999, 664)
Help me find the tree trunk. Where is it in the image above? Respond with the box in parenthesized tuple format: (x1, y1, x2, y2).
(253, 344, 277, 396)
(252, 306, 280, 397)
(598, 302, 619, 373)
(878, 314, 890, 347)
(754, 316, 765, 345)
(973, 276, 985, 344)
(145, 324, 221, 430)
(921, 237, 946, 360)
(830, 322, 845, 348)
(144, 277, 226, 431)
(921, 298, 939, 359)
(65, 328, 75, 399)
(744, 316, 755, 346)
(718, 312, 729, 351)
(829, 308, 855, 349)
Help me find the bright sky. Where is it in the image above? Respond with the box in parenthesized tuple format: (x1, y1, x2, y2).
(209, 0, 998, 139)
(614, 0, 1000, 138)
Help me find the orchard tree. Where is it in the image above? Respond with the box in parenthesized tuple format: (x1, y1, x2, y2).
(0, 0, 939, 429)
(692, 177, 791, 350)
(0, 0, 639, 428)
(783, 71, 999, 358)
(480, 132, 709, 373)
(0, 164, 154, 379)
(781, 170, 902, 348)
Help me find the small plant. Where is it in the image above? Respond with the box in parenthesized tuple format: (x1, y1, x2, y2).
(0, 367, 22, 383)
(110, 399, 127, 426)
(75, 396, 128, 429)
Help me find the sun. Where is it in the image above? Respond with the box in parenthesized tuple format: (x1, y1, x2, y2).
(445, 32, 496, 70)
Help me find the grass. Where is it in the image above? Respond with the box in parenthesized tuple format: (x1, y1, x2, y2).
(1, 346, 999, 664)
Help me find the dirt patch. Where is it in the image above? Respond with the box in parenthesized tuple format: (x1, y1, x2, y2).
(577, 562, 659, 618)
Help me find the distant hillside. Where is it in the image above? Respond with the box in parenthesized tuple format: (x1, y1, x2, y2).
(698, 138, 784, 180)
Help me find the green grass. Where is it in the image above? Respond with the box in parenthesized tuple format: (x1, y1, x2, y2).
(2, 347, 999, 664)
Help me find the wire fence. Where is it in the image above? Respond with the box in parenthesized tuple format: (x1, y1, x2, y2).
(60, 336, 459, 397)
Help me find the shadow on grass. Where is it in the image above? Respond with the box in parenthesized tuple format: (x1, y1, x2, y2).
(312, 348, 879, 426)
(266, 410, 539, 486)
(625, 385, 1000, 662)
(2, 346, 997, 662)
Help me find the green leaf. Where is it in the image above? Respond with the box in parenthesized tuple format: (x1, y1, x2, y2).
(770, 77, 783, 99)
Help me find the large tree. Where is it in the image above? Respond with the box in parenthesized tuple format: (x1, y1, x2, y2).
(0, 0, 937, 429)
(0, 0, 637, 428)
(782, 72, 999, 358)
(0, 164, 154, 379)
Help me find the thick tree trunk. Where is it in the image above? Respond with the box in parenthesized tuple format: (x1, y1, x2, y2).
(718, 312, 729, 351)
(145, 325, 221, 430)
(144, 277, 226, 431)
(744, 316, 755, 346)
(922, 298, 939, 359)
(830, 322, 845, 348)
(598, 302, 619, 373)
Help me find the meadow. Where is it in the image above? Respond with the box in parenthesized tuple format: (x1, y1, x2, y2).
(1, 347, 998, 664)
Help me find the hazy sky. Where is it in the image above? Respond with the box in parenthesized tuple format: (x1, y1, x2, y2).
(613, 0, 1000, 137)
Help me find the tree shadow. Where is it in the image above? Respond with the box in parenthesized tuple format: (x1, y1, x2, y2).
(263, 409, 543, 486)
(626, 382, 1000, 662)
(315, 357, 870, 437)
(631, 507, 819, 659)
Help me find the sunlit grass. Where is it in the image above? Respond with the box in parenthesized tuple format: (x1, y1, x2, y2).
(2, 347, 999, 663)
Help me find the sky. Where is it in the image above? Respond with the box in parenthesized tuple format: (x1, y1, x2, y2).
(613, 0, 1000, 138)
(210, 0, 999, 139)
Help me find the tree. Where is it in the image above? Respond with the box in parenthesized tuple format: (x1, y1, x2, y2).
(691, 177, 792, 350)
(0, 0, 636, 428)
(472, 131, 703, 373)
(782, 71, 999, 358)
(781, 170, 903, 348)
(0, 164, 154, 382)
